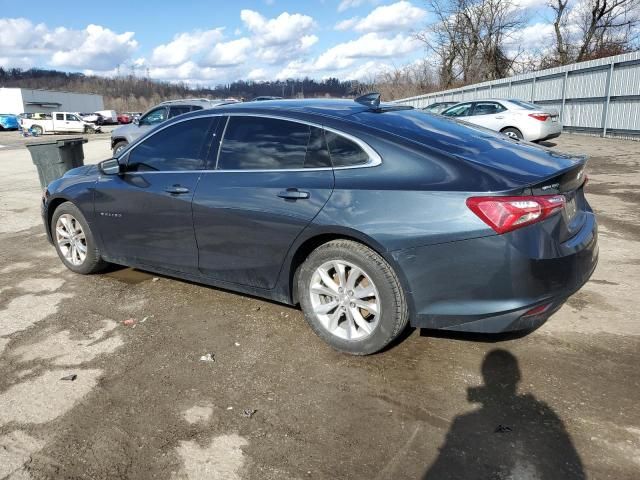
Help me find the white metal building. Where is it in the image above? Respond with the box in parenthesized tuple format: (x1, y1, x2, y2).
(0, 87, 104, 115)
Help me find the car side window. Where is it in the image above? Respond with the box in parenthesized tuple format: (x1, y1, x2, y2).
(305, 127, 332, 168)
(67, 114, 81, 122)
(56, 113, 64, 120)
(168, 106, 192, 118)
(442, 103, 473, 117)
(139, 108, 167, 126)
(126, 117, 213, 172)
(324, 131, 369, 167)
(218, 116, 311, 170)
(191, 105, 204, 111)
(473, 102, 506, 116)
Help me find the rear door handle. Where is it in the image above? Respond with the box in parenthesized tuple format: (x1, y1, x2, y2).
(495, 116, 504, 119)
(278, 188, 310, 200)
(165, 185, 190, 194)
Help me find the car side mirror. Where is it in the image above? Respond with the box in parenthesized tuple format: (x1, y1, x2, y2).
(99, 158, 122, 175)
(133, 117, 139, 125)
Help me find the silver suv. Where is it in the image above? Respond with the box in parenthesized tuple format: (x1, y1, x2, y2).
(110, 98, 236, 155)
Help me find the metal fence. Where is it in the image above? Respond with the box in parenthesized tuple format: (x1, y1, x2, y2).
(395, 52, 640, 139)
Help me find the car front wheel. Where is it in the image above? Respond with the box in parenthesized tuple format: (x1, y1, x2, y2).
(298, 239, 409, 355)
(113, 141, 128, 156)
(52, 202, 107, 274)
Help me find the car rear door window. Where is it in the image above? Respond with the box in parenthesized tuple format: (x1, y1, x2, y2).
(126, 117, 213, 172)
(56, 113, 64, 120)
(324, 131, 369, 167)
(473, 102, 506, 115)
(169, 106, 192, 118)
(218, 116, 311, 170)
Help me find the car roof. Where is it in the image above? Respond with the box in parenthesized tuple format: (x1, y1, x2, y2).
(202, 98, 400, 119)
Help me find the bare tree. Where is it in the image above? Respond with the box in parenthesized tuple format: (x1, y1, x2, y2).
(416, 0, 524, 87)
(547, 0, 640, 65)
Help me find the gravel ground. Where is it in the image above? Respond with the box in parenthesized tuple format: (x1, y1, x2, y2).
(0, 131, 638, 479)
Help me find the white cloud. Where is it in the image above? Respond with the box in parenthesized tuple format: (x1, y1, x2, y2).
(203, 37, 252, 67)
(150, 28, 224, 67)
(353, 1, 426, 32)
(247, 68, 268, 80)
(240, 9, 318, 63)
(338, 0, 374, 12)
(506, 22, 555, 53)
(0, 18, 137, 71)
(314, 32, 421, 70)
(335, 17, 360, 31)
(50, 24, 137, 70)
(343, 60, 393, 80)
(276, 31, 421, 78)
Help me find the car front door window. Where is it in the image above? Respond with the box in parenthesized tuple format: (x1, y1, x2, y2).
(127, 117, 212, 172)
(139, 108, 168, 126)
(443, 103, 473, 117)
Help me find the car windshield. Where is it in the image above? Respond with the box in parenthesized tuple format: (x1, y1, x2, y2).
(508, 99, 539, 110)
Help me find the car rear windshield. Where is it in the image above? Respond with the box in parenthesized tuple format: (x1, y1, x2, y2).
(350, 108, 504, 150)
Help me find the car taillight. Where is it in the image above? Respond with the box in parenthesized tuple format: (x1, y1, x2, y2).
(466, 195, 565, 234)
(529, 113, 550, 121)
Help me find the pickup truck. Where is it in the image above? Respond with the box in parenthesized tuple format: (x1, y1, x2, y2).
(20, 112, 99, 135)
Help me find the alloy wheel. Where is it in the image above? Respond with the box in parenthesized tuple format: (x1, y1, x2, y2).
(309, 260, 380, 341)
(55, 214, 87, 266)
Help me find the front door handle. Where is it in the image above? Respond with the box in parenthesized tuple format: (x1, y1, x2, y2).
(278, 188, 310, 200)
(165, 185, 190, 194)
(495, 116, 504, 119)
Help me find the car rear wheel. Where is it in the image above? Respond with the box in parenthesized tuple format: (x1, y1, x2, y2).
(502, 127, 523, 140)
(31, 125, 43, 136)
(298, 240, 409, 355)
(52, 202, 108, 274)
(113, 141, 128, 156)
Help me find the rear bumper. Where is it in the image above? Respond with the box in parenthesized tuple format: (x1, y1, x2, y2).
(392, 213, 598, 332)
(525, 120, 563, 142)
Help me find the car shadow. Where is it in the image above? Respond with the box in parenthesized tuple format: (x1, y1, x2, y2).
(422, 349, 586, 479)
(537, 140, 558, 148)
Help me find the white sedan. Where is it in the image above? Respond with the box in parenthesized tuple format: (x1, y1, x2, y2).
(440, 99, 562, 142)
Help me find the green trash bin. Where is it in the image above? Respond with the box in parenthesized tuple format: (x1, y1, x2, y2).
(26, 137, 88, 189)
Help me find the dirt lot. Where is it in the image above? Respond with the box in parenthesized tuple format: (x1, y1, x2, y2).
(0, 130, 638, 479)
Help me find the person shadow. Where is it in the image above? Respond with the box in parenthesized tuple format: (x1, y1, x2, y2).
(423, 349, 586, 480)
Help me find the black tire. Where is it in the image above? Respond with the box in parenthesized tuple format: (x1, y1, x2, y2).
(31, 125, 43, 136)
(113, 141, 128, 156)
(298, 239, 409, 355)
(501, 127, 523, 140)
(51, 201, 108, 274)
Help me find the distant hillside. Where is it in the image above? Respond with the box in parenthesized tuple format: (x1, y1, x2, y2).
(0, 67, 361, 112)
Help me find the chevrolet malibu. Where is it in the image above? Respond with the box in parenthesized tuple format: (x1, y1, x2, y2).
(42, 95, 598, 355)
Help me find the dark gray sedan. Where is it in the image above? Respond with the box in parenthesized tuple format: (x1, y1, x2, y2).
(42, 95, 597, 354)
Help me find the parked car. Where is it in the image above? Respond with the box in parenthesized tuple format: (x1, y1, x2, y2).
(422, 101, 459, 114)
(117, 113, 132, 124)
(96, 110, 118, 125)
(441, 99, 562, 142)
(43, 95, 597, 355)
(0, 113, 19, 130)
(78, 112, 105, 125)
(110, 99, 237, 155)
(21, 112, 98, 135)
(252, 96, 283, 101)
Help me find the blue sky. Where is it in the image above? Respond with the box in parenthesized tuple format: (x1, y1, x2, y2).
(0, 0, 547, 85)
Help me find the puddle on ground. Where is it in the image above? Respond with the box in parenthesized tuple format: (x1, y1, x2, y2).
(104, 268, 154, 285)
